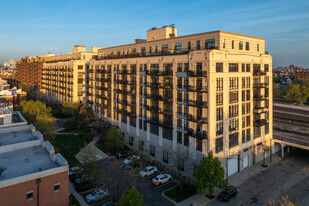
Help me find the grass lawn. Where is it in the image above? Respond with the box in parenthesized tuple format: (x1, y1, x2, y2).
(164, 183, 196, 203)
(49, 134, 92, 166)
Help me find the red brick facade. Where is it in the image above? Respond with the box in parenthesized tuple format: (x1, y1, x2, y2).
(0, 171, 69, 206)
(0, 93, 27, 106)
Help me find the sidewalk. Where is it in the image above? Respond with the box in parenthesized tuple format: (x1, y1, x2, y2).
(75, 136, 109, 163)
(70, 181, 89, 206)
(176, 154, 283, 206)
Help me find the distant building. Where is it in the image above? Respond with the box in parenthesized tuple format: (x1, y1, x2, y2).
(294, 68, 309, 80)
(0, 105, 69, 206)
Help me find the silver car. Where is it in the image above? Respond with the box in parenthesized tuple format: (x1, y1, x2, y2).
(85, 189, 109, 204)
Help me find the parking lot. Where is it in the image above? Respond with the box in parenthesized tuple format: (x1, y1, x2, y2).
(71, 156, 177, 206)
(210, 149, 309, 206)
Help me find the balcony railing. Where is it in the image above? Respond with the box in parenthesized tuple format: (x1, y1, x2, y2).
(187, 114, 207, 124)
(253, 70, 267, 76)
(187, 129, 207, 140)
(253, 95, 269, 101)
(253, 107, 268, 114)
(187, 100, 207, 108)
(187, 86, 208, 93)
(254, 119, 267, 127)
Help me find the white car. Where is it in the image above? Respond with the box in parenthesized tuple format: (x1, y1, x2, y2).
(85, 189, 109, 204)
(123, 155, 140, 165)
(152, 173, 172, 186)
(139, 166, 158, 177)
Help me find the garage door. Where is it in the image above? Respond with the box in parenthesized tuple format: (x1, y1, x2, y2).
(243, 155, 249, 169)
(228, 155, 238, 176)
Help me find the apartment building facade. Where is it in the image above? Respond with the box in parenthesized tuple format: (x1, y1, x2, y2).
(42, 45, 99, 103)
(15, 55, 52, 90)
(0, 106, 69, 206)
(87, 26, 273, 176)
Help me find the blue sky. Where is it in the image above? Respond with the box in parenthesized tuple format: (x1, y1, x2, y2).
(1, 0, 309, 67)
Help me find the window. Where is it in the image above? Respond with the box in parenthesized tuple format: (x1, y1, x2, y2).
(257, 43, 259, 52)
(265, 123, 269, 134)
(232, 40, 234, 49)
(246, 77, 250, 88)
(229, 118, 239, 131)
(246, 90, 250, 101)
(149, 46, 152, 54)
(216, 137, 223, 153)
(139, 140, 144, 151)
(139, 119, 142, 130)
(188, 41, 191, 50)
(246, 128, 251, 142)
(246, 115, 251, 127)
(246, 42, 249, 50)
(216, 93, 223, 105)
(229, 63, 239, 72)
(242, 130, 246, 143)
(223, 39, 225, 48)
(264, 64, 269, 72)
(229, 133, 239, 148)
(242, 116, 246, 128)
(246, 102, 250, 114)
(239, 41, 243, 50)
(177, 131, 182, 144)
(155, 46, 158, 53)
(163, 151, 169, 163)
(177, 63, 182, 72)
(242, 64, 245, 72)
(242, 77, 246, 89)
(184, 134, 189, 146)
(150, 145, 155, 157)
(196, 40, 200, 50)
(177, 118, 182, 129)
(54, 183, 60, 192)
(229, 91, 238, 103)
(150, 124, 159, 135)
(216, 122, 223, 136)
(254, 127, 261, 138)
(216, 107, 223, 121)
(163, 128, 173, 140)
(216, 78, 223, 90)
(174, 43, 182, 53)
(205, 39, 215, 49)
(242, 103, 245, 114)
(229, 105, 238, 118)
(246, 64, 250, 72)
(26, 191, 33, 201)
(229, 77, 238, 89)
(216, 63, 223, 72)
(196, 139, 202, 152)
(78, 65, 83, 70)
(129, 136, 134, 146)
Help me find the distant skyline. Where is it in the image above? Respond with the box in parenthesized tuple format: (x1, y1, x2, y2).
(1, 0, 309, 67)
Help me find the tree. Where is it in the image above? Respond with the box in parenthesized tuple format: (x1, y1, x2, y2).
(119, 186, 146, 206)
(79, 101, 94, 123)
(273, 84, 281, 98)
(284, 84, 302, 104)
(18, 82, 30, 93)
(102, 126, 125, 153)
(63, 116, 79, 131)
(267, 196, 295, 206)
(193, 151, 227, 196)
(79, 145, 101, 183)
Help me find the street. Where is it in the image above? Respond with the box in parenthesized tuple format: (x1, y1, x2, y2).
(210, 149, 309, 206)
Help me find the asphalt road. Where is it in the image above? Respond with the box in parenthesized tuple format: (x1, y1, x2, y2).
(89, 158, 175, 206)
(210, 149, 309, 206)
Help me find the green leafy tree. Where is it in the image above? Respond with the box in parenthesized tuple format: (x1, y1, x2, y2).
(79, 101, 94, 123)
(273, 84, 281, 98)
(63, 116, 79, 131)
(79, 145, 100, 183)
(284, 84, 302, 104)
(193, 151, 227, 196)
(61, 101, 74, 117)
(119, 186, 146, 206)
(102, 126, 125, 153)
(18, 82, 30, 93)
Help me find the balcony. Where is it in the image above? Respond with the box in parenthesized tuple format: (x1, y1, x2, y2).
(158, 108, 173, 115)
(139, 71, 146, 76)
(187, 86, 208, 93)
(187, 129, 207, 140)
(253, 107, 268, 114)
(187, 100, 207, 108)
(158, 70, 173, 76)
(253, 95, 269, 101)
(145, 94, 160, 100)
(158, 120, 173, 129)
(254, 119, 267, 127)
(145, 105, 159, 112)
(187, 70, 207, 77)
(253, 82, 269, 88)
(187, 114, 207, 124)
(158, 95, 173, 103)
(159, 83, 173, 89)
(253, 70, 267, 76)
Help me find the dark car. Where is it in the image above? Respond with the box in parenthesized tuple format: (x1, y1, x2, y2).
(116, 151, 131, 159)
(74, 174, 89, 185)
(217, 186, 237, 202)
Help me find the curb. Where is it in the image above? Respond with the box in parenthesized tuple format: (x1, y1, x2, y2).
(161, 184, 179, 205)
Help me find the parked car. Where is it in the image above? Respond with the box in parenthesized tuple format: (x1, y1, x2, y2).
(140, 166, 158, 177)
(123, 155, 140, 165)
(116, 151, 131, 159)
(74, 174, 89, 185)
(217, 186, 238, 202)
(85, 189, 109, 204)
(69, 167, 82, 179)
(152, 174, 171, 186)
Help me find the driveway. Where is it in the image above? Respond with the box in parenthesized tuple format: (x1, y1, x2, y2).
(95, 158, 176, 206)
(210, 149, 309, 206)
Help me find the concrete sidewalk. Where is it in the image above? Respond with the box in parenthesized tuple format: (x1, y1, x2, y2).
(70, 181, 89, 206)
(75, 137, 109, 163)
(176, 154, 283, 206)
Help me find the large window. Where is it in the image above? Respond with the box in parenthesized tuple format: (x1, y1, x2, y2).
(229, 118, 239, 132)
(184, 134, 189, 146)
(163, 151, 169, 163)
(246, 42, 249, 50)
(229, 77, 238, 89)
(129, 136, 134, 146)
(163, 128, 173, 140)
(54, 183, 60, 192)
(216, 137, 223, 153)
(229, 91, 238, 103)
(150, 145, 155, 156)
(216, 63, 223, 72)
(246, 64, 250, 72)
(150, 124, 159, 135)
(188, 41, 191, 50)
(229, 63, 239, 72)
(216, 107, 223, 121)
(229, 105, 238, 118)
(174, 43, 182, 53)
(196, 40, 200, 50)
(232, 40, 234, 49)
(177, 131, 182, 144)
(216, 93, 223, 105)
(229, 133, 239, 148)
(216, 78, 223, 90)
(216, 122, 223, 136)
(205, 39, 215, 49)
(254, 127, 261, 138)
(239, 41, 243, 50)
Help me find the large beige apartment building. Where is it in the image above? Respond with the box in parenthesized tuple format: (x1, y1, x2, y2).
(42, 45, 100, 103)
(87, 25, 273, 176)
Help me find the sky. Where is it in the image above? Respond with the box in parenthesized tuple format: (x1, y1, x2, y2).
(0, 0, 309, 67)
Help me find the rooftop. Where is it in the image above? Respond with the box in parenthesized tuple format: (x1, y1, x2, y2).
(0, 127, 34, 146)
